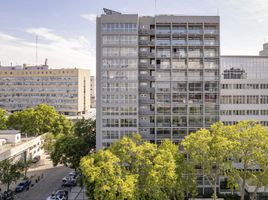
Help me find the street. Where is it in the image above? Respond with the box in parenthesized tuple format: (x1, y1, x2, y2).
(15, 155, 72, 200)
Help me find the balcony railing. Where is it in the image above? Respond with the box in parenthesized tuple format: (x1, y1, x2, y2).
(139, 75, 155, 81)
(139, 52, 155, 57)
(139, 122, 155, 127)
(204, 29, 218, 35)
(172, 30, 187, 35)
(139, 87, 155, 93)
(139, 63, 155, 69)
(139, 110, 155, 115)
(139, 99, 155, 104)
(139, 29, 155, 35)
(139, 40, 155, 45)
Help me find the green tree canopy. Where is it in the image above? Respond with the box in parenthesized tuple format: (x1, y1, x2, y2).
(0, 108, 8, 130)
(7, 104, 72, 136)
(182, 122, 235, 200)
(50, 118, 96, 170)
(81, 135, 196, 200)
(0, 159, 22, 191)
(226, 121, 268, 200)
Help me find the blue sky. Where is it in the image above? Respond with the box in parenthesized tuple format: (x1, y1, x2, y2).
(1, 0, 268, 75)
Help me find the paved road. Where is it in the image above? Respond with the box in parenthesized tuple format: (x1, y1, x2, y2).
(15, 155, 72, 200)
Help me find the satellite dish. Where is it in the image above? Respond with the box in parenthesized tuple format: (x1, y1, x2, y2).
(103, 8, 122, 15)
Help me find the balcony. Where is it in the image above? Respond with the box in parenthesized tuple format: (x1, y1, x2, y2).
(204, 29, 218, 35)
(139, 51, 155, 57)
(139, 75, 155, 81)
(139, 99, 155, 104)
(156, 30, 171, 36)
(188, 30, 203, 35)
(139, 86, 155, 93)
(172, 30, 187, 35)
(139, 63, 155, 70)
(139, 133, 155, 140)
(188, 41, 203, 46)
(139, 40, 155, 46)
(139, 29, 155, 35)
(172, 41, 186, 46)
(156, 65, 171, 69)
(173, 53, 186, 58)
(204, 41, 219, 46)
(139, 109, 155, 115)
(139, 122, 155, 127)
(156, 134, 171, 139)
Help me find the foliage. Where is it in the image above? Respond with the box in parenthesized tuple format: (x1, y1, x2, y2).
(50, 118, 96, 170)
(182, 122, 235, 200)
(0, 108, 7, 130)
(81, 135, 196, 200)
(225, 121, 268, 200)
(0, 159, 22, 190)
(7, 104, 72, 136)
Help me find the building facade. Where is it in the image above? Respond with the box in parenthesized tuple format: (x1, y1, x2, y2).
(220, 56, 268, 126)
(259, 42, 268, 56)
(96, 11, 220, 149)
(90, 76, 96, 108)
(0, 65, 91, 116)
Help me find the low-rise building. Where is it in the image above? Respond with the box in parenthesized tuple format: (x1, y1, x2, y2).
(0, 130, 44, 162)
(0, 64, 91, 116)
(220, 55, 268, 126)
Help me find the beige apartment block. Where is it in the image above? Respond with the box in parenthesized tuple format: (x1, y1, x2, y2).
(0, 65, 91, 116)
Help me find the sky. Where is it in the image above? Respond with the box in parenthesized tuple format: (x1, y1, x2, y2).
(1, 0, 268, 75)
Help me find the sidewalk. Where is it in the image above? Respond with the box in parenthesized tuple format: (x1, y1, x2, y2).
(68, 186, 88, 200)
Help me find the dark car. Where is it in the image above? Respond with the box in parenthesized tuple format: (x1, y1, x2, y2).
(62, 179, 76, 188)
(15, 180, 31, 192)
(32, 155, 41, 163)
(0, 190, 14, 200)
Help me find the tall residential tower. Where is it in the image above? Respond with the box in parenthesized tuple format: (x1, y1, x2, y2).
(96, 10, 220, 149)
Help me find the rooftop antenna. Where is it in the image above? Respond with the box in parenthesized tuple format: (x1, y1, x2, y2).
(35, 35, 38, 66)
(155, 0, 157, 16)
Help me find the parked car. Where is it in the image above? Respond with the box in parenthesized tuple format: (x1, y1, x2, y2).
(15, 180, 31, 192)
(47, 190, 68, 200)
(32, 155, 41, 163)
(62, 171, 78, 183)
(62, 179, 77, 188)
(0, 190, 15, 200)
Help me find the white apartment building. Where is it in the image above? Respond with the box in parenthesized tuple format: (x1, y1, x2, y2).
(96, 9, 220, 150)
(220, 56, 268, 126)
(0, 64, 91, 116)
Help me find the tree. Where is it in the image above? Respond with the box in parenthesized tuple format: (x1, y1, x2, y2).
(0, 108, 7, 130)
(0, 159, 22, 191)
(17, 160, 32, 179)
(50, 118, 96, 170)
(226, 121, 268, 200)
(182, 122, 235, 200)
(81, 135, 196, 200)
(81, 150, 137, 200)
(8, 104, 72, 136)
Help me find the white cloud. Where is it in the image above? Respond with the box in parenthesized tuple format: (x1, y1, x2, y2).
(0, 29, 95, 75)
(80, 13, 97, 24)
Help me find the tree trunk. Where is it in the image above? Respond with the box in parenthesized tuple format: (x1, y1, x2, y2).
(241, 178, 246, 200)
(213, 177, 217, 200)
(250, 184, 260, 200)
(7, 182, 10, 191)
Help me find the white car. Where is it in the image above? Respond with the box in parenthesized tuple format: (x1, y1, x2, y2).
(47, 190, 68, 200)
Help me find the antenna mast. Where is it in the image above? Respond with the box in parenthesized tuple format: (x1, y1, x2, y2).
(155, 0, 157, 16)
(35, 35, 38, 66)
